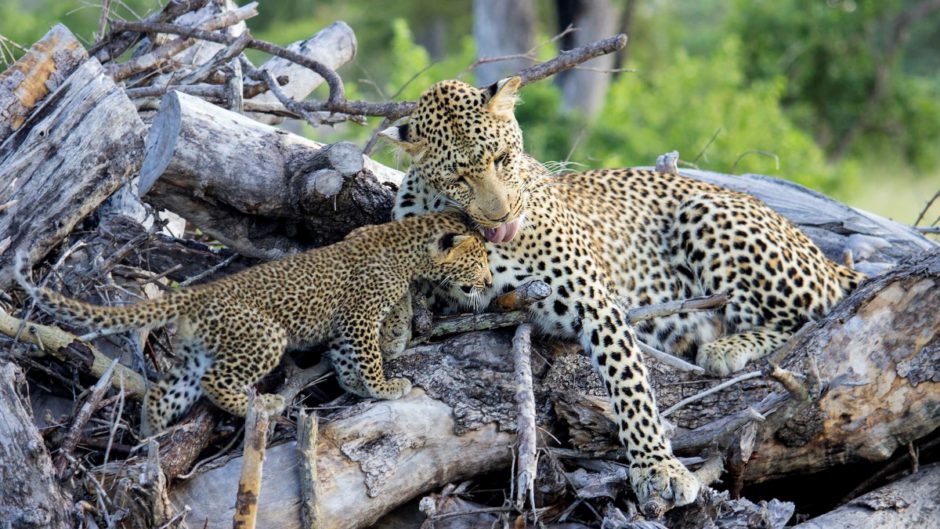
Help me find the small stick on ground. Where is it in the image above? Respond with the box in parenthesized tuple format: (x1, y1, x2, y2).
(638, 341, 705, 374)
(0, 309, 146, 396)
(512, 323, 538, 516)
(55, 358, 119, 476)
(661, 370, 763, 418)
(625, 293, 728, 324)
(297, 410, 320, 529)
(491, 280, 551, 312)
(232, 390, 270, 529)
(278, 359, 332, 406)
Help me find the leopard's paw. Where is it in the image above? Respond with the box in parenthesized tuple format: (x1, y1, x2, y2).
(371, 377, 412, 400)
(630, 456, 700, 517)
(696, 341, 749, 376)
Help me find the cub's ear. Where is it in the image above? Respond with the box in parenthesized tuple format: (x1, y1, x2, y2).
(485, 76, 522, 120)
(432, 233, 475, 261)
(379, 123, 423, 155)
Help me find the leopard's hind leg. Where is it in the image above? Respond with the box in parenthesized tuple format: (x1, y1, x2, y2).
(197, 307, 289, 418)
(142, 337, 210, 436)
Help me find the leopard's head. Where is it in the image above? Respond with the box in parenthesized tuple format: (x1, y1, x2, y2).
(382, 77, 527, 242)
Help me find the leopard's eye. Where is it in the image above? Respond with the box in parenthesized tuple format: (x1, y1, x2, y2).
(494, 153, 509, 168)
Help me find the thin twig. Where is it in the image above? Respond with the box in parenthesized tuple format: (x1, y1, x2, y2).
(106, 3, 259, 81)
(625, 293, 728, 324)
(638, 341, 705, 374)
(661, 370, 763, 417)
(109, 15, 343, 106)
(55, 358, 119, 476)
(232, 390, 270, 529)
(0, 309, 146, 396)
(512, 323, 538, 516)
(913, 188, 940, 226)
(178, 253, 237, 287)
(692, 128, 722, 164)
(297, 411, 320, 529)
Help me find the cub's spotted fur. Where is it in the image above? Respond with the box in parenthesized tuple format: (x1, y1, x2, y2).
(16, 213, 491, 435)
(381, 77, 865, 513)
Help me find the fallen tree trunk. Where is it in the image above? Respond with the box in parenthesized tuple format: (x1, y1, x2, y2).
(0, 24, 86, 145)
(792, 463, 940, 529)
(138, 91, 397, 258)
(0, 361, 74, 529)
(0, 56, 146, 287)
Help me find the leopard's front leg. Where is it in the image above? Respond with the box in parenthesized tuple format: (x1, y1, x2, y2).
(576, 296, 701, 515)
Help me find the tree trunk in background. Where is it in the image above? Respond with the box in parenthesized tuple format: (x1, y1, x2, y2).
(610, 0, 637, 79)
(555, 0, 617, 118)
(472, 0, 536, 86)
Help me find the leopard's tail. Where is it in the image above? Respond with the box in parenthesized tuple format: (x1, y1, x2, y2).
(14, 251, 184, 333)
(834, 263, 867, 296)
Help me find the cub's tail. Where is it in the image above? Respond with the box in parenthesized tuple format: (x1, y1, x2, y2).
(14, 251, 183, 333)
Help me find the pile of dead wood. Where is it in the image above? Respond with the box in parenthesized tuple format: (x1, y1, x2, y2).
(0, 2, 937, 528)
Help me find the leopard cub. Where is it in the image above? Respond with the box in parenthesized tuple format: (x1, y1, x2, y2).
(16, 212, 491, 435)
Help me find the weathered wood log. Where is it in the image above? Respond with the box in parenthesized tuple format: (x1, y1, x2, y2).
(549, 248, 940, 484)
(792, 463, 940, 529)
(170, 390, 516, 529)
(138, 91, 398, 258)
(247, 21, 357, 125)
(0, 361, 74, 529)
(0, 24, 86, 145)
(0, 57, 146, 287)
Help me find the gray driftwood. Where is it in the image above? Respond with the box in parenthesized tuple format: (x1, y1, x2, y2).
(0, 362, 74, 529)
(137, 91, 398, 258)
(0, 57, 146, 287)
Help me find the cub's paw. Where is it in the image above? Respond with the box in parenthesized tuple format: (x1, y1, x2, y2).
(696, 342, 749, 376)
(630, 456, 701, 517)
(257, 393, 287, 415)
(371, 377, 412, 400)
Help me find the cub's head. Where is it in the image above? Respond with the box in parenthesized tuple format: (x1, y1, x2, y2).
(382, 77, 527, 243)
(424, 230, 492, 299)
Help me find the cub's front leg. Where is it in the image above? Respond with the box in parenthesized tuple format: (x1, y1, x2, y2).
(331, 310, 412, 400)
(379, 291, 412, 359)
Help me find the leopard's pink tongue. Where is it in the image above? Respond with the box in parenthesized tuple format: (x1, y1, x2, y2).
(483, 218, 522, 243)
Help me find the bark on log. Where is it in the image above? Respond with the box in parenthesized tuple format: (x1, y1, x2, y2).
(247, 21, 357, 125)
(0, 24, 86, 145)
(549, 248, 940, 483)
(0, 361, 74, 529)
(138, 91, 397, 258)
(170, 390, 515, 529)
(0, 57, 146, 287)
(792, 463, 940, 529)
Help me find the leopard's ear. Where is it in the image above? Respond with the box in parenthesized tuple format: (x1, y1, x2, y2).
(485, 76, 522, 120)
(379, 123, 424, 155)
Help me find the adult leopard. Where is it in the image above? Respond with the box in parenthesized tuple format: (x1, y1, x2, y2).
(381, 77, 864, 513)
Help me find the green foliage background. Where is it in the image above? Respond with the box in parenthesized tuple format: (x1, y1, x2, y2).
(2, 0, 938, 222)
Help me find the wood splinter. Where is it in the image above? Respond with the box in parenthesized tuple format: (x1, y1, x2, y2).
(512, 323, 538, 516)
(297, 411, 321, 529)
(233, 390, 271, 529)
